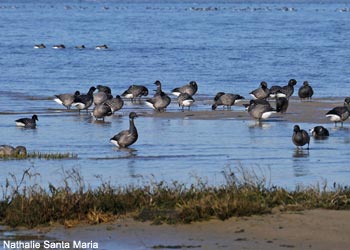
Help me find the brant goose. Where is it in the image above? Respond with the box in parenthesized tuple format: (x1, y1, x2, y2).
(145, 80, 171, 112)
(247, 100, 276, 121)
(54, 91, 80, 110)
(34, 43, 46, 49)
(250, 81, 270, 100)
(171, 81, 198, 96)
(212, 92, 244, 110)
(292, 125, 310, 149)
(92, 103, 113, 121)
(72, 86, 96, 113)
(95, 45, 108, 50)
(104, 95, 124, 113)
(110, 112, 138, 148)
(121, 85, 149, 102)
(177, 93, 195, 111)
(15, 115, 38, 129)
(325, 97, 350, 126)
(52, 44, 65, 49)
(298, 81, 314, 100)
(310, 126, 329, 138)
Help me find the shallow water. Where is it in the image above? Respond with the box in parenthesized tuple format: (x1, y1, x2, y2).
(1, 0, 350, 192)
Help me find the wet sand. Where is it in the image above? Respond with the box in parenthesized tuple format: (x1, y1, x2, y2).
(139, 97, 344, 124)
(31, 209, 350, 250)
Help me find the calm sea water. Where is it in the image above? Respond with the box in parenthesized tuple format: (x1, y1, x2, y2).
(1, 0, 350, 192)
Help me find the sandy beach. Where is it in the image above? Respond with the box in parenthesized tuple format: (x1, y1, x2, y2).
(25, 209, 349, 250)
(139, 97, 345, 125)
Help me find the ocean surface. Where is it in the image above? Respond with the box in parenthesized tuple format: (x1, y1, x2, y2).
(1, 0, 350, 193)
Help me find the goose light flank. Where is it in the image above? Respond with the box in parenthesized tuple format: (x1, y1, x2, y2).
(145, 80, 171, 112)
(121, 85, 149, 102)
(171, 81, 198, 97)
(325, 97, 350, 127)
(110, 112, 138, 148)
(250, 81, 270, 100)
(72, 86, 96, 113)
(53, 91, 80, 110)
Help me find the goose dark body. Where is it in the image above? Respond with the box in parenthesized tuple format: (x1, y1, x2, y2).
(72, 86, 96, 112)
(276, 97, 289, 113)
(110, 112, 138, 148)
(279, 79, 297, 99)
(250, 81, 270, 100)
(54, 91, 80, 110)
(172, 81, 198, 96)
(310, 126, 329, 138)
(212, 92, 244, 110)
(292, 125, 310, 149)
(146, 80, 171, 112)
(15, 115, 38, 129)
(122, 85, 149, 102)
(298, 81, 314, 100)
(325, 97, 350, 126)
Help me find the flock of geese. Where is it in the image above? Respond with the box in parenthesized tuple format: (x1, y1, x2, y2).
(2, 79, 350, 157)
(34, 43, 109, 50)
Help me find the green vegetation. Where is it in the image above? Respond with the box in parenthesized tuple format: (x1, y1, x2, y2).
(1, 167, 350, 228)
(0, 152, 77, 160)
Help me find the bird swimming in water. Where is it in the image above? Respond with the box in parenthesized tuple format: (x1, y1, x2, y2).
(34, 43, 46, 49)
(110, 112, 138, 148)
(309, 126, 329, 138)
(15, 115, 38, 129)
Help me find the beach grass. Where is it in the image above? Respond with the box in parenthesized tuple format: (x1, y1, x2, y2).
(1, 167, 350, 228)
(0, 152, 77, 160)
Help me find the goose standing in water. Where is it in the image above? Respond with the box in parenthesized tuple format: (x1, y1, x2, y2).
(54, 91, 80, 110)
(212, 92, 244, 110)
(15, 115, 38, 129)
(72, 86, 96, 113)
(292, 125, 310, 150)
(110, 112, 138, 148)
(145, 80, 171, 112)
(298, 81, 314, 100)
(247, 100, 276, 122)
(177, 93, 195, 111)
(0, 145, 27, 157)
(171, 81, 198, 96)
(92, 103, 113, 121)
(121, 85, 149, 102)
(325, 97, 350, 127)
(104, 95, 124, 113)
(310, 126, 329, 138)
(250, 81, 270, 100)
(93, 85, 113, 106)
